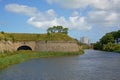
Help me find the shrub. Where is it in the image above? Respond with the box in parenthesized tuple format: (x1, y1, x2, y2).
(113, 44, 120, 52)
(103, 42, 115, 51)
(1, 31, 4, 34)
(114, 44, 120, 50)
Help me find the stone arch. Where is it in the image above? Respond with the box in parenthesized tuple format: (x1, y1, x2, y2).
(17, 45, 32, 50)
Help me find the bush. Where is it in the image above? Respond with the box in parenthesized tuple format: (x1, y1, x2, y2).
(113, 44, 120, 52)
(114, 44, 120, 50)
(93, 42, 103, 50)
(1, 31, 4, 34)
(103, 42, 115, 51)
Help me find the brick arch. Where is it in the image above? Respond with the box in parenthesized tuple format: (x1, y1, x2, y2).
(14, 41, 36, 51)
(17, 45, 32, 50)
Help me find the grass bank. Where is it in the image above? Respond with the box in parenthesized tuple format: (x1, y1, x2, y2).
(0, 32, 76, 42)
(0, 50, 84, 70)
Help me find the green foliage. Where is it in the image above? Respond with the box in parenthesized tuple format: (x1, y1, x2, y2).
(115, 30, 120, 38)
(1, 31, 4, 34)
(113, 44, 120, 53)
(103, 42, 115, 51)
(62, 28, 68, 34)
(100, 33, 114, 44)
(110, 31, 118, 39)
(102, 43, 120, 52)
(93, 42, 103, 50)
(114, 44, 120, 50)
(47, 26, 68, 34)
(94, 29, 120, 51)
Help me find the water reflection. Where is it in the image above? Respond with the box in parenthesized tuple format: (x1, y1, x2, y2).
(0, 50, 120, 80)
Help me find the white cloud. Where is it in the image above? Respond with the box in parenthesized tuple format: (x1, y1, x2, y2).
(5, 1, 120, 31)
(46, 0, 120, 28)
(5, 4, 39, 16)
(46, 0, 120, 11)
(47, 0, 93, 9)
(93, 0, 120, 11)
(86, 11, 120, 27)
(68, 15, 91, 30)
(5, 4, 91, 30)
(27, 13, 91, 30)
(27, 17, 59, 29)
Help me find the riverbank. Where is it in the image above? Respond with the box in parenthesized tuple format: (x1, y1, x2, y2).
(0, 50, 84, 70)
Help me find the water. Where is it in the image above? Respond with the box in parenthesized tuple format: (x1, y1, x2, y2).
(0, 50, 120, 80)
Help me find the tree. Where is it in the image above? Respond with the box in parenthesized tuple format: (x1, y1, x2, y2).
(93, 42, 103, 50)
(62, 28, 68, 34)
(94, 29, 120, 51)
(100, 33, 114, 45)
(110, 31, 117, 39)
(47, 27, 53, 33)
(116, 30, 120, 38)
(56, 26, 63, 33)
(47, 26, 68, 34)
(52, 26, 57, 33)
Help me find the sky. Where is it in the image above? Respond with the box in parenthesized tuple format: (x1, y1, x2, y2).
(0, 0, 120, 43)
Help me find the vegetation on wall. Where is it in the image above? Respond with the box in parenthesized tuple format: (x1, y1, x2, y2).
(0, 26, 76, 42)
(0, 32, 75, 42)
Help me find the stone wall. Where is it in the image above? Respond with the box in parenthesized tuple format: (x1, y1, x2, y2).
(0, 40, 14, 52)
(35, 41, 79, 52)
(0, 40, 79, 52)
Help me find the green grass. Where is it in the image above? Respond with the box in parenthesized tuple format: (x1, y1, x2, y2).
(0, 50, 84, 70)
(0, 32, 76, 42)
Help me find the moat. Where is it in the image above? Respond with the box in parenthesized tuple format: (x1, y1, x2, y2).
(0, 50, 120, 80)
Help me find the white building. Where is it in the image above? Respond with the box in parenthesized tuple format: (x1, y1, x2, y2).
(80, 37, 89, 44)
(115, 38, 120, 44)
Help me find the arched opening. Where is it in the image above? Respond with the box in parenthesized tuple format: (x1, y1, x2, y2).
(17, 45, 32, 51)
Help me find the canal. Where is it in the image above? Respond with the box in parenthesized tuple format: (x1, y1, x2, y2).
(0, 50, 120, 80)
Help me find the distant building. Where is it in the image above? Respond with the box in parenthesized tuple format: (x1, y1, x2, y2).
(80, 37, 89, 44)
(115, 38, 120, 44)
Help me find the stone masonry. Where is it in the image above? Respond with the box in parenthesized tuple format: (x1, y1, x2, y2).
(0, 40, 79, 52)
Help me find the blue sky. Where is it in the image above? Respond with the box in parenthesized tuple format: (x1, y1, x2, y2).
(0, 0, 120, 43)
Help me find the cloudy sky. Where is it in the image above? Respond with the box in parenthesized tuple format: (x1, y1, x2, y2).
(0, 0, 120, 42)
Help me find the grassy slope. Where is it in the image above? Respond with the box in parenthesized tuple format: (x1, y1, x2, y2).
(0, 32, 76, 41)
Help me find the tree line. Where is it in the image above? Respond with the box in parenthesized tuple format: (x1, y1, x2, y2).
(94, 30, 120, 52)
